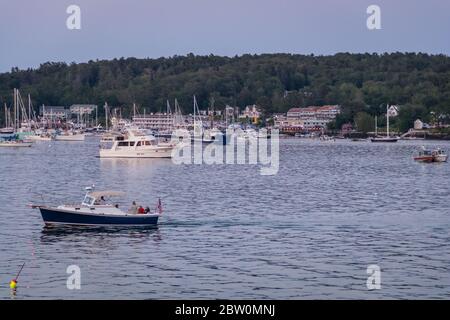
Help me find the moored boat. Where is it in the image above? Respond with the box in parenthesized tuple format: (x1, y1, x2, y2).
(0, 127, 14, 134)
(371, 137, 399, 143)
(0, 135, 33, 147)
(99, 129, 174, 158)
(371, 105, 399, 143)
(28, 130, 53, 141)
(55, 130, 85, 141)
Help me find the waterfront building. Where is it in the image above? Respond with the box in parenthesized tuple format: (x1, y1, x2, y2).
(39, 106, 70, 120)
(414, 119, 424, 130)
(285, 105, 340, 129)
(239, 105, 261, 122)
(70, 104, 97, 116)
(132, 113, 175, 130)
(387, 105, 400, 118)
(287, 105, 340, 120)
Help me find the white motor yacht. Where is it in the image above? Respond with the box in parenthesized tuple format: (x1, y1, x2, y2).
(99, 129, 175, 158)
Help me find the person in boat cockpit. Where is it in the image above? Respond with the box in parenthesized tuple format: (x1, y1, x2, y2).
(95, 196, 106, 205)
(129, 201, 138, 214)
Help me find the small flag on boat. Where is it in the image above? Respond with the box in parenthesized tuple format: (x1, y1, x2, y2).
(156, 198, 163, 214)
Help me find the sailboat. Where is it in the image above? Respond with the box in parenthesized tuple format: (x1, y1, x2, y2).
(0, 89, 34, 147)
(0, 104, 14, 134)
(371, 105, 399, 143)
(190, 96, 224, 144)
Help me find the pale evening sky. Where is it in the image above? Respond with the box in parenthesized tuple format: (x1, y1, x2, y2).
(0, 0, 449, 72)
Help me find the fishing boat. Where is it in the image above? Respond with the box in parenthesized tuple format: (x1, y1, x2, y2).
(55, 130, 86, 141)
(413, 147, 448, 163)
(371, 105, 399, 143)
(99, 128, 174, 158)
(32, 189, 161, 227)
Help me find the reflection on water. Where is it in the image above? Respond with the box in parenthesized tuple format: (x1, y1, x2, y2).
(1, 137, 450, 299)
(40, 225, 161, 239)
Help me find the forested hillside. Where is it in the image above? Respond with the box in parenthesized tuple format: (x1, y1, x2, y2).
(1, 53, 449, 130)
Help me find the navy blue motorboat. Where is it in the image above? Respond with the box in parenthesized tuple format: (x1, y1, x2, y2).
(32, 189, 162, 227)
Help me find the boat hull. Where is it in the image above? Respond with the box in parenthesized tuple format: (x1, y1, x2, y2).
(414, 156, 434, 163)
(99, 148, 173, 158)
(55, 134, 85, 141)
(0, 142, 32, 147)
(371, 138, 398, 143)
(28, 135, 52, 141)
(39, 207, 159, 226)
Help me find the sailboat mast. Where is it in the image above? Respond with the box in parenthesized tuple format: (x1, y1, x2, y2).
(386, 104, 390, 138)
(105, 102, 109, 131)
(28, 94, 31, 129)
(210, 97, 215, 129)
(375, 116, 378, 136)
(13, 89, 17, 131)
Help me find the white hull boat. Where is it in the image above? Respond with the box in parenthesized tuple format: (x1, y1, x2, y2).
(28, 134, 53, 141)
(55, 133, 85, 141)
(0, 127, 14, 134)
(0, 141, 32, 147)
(99, 129, 174, 158)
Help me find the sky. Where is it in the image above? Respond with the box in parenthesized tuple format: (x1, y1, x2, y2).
(0, 0, 449, 72)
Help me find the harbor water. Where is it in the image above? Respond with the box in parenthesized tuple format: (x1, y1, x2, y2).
(0, 138, 449, 299)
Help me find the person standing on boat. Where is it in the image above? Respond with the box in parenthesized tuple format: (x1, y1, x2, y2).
(129, 201, 138, 214)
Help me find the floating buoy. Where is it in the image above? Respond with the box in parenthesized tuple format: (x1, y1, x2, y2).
(9, 279, 17, 289)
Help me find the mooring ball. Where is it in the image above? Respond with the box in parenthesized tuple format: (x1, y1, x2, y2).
(9, 280, 17, 289)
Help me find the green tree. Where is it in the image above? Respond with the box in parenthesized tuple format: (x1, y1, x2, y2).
(397, 104, 429, 132)
(354, 112, 374, 133)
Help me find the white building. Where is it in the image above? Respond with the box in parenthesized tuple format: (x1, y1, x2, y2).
(70, 104, 97, 115)
(414, 119, 424, 130)
(387, 105, 400, 118)
(285, 105, 340, 128)
(287, 105, 340, 120)
(239, 105, 261, 120)
(132, 113, 175, 130)
(39, 106, 70, 119)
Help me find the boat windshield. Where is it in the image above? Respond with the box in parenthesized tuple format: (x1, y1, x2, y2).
(82, 195, 95, 206)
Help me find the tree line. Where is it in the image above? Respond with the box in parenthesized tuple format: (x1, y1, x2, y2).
(0, 52, 449, 131)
